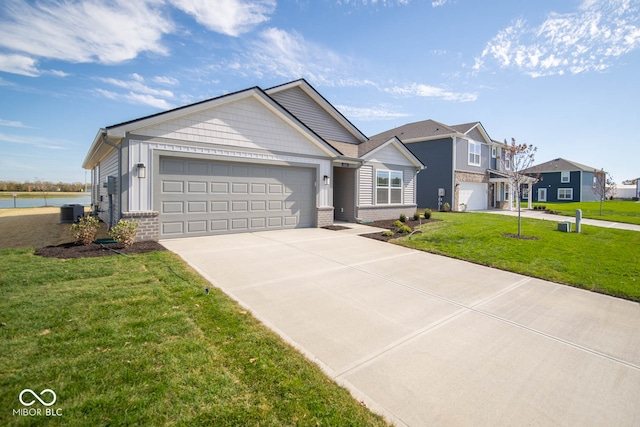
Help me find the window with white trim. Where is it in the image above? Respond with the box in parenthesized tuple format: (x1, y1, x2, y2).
(491, 147, 497, 158)
(558, 188, 573, 200)
(561, 171, 570, 183)
(376, 170, 403, 204)
(468, 141, 481, 166)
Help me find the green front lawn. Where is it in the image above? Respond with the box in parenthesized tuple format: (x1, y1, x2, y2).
(0, 249, 389, 426)
(400, 212, 640, 301)
(533, 200, 640, 225)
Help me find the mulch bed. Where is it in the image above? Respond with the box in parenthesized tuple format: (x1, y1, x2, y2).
(322, 225, 352, 231)
(361, 217, 440, 242)
(35, 241, 166, 259)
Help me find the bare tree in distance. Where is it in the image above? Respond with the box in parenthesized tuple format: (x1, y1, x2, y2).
(593, 169, 616, 216)
(503, 138, 538, 237)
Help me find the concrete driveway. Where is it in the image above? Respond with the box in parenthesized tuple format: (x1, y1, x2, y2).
(162, 226, 640, 426)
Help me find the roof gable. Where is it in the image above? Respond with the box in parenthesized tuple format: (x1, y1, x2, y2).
(266, 79, 367, 144)
(361, 136, 423, 168)
(83, 86, 340, 168)
(526, 158, 597, 173)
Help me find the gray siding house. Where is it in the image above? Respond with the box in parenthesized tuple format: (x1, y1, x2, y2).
(372, 120, 511, 211)
(524, 158, 600, 203)
(83, 79, 423, 241)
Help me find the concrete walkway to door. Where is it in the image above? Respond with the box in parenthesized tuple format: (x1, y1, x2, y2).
(162, 225, 640, 426)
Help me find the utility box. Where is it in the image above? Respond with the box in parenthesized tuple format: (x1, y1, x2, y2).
(105, 176, 116, 195)
(558, 221, 572, 232)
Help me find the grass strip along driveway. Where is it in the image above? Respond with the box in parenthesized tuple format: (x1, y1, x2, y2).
(400, 212, 640, 302)
(536, 200, 640, 225)
(0, 248, 389, 426)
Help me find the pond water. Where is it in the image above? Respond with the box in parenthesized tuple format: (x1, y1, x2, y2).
(0, 194, 91, 209)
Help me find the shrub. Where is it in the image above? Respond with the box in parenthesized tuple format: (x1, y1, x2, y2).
(397, 225, 412, 234)
(109, 219, 140, 248)
(71, 215, 100, 245)
(381, 230, 394, 237)
(392, 220, 404, 227)
(633, 197, 639, 201)
(399, 213, 407, 223)
(423, 209, 432, 219)
(443, 202, 451, 212)
(413, 212, 421, 221)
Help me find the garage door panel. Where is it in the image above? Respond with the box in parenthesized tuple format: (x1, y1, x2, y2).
(459, 183, 488, 211)
(162, 222, 184, 235)
(187, 181, 207, 193)
(162, 201, 183, 214)
(211, 182, 228, 193)
(187, 201, 207, 213)
(162, 181, 184, 193)
(158, 157, 314, 238)
(210, 220, 228, 231)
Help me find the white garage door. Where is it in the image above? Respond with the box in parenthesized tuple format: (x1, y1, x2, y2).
(156, 157, 315, 238)
(458, 182, 488, 211)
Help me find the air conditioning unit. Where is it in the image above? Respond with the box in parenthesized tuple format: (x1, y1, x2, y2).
(60, 204, 85, 224)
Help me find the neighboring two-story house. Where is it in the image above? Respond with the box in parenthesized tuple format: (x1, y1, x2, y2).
(371, 119, 520, 211)
(523, 158, 600, 203)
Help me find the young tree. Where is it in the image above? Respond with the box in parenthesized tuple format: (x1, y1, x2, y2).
(592, 169, 616, 215)
(503, 138, 538, 237)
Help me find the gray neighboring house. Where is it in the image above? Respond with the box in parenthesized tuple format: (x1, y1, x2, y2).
(82, 79, 423, 241)
(523, 158, 601, 203)
(372, 120, 515, 211)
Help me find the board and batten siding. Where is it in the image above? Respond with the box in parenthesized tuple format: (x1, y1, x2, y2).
(358, 165, 373, 206)
(269, 87, 361, 144)
(97, 149, 119, 225)
(403, 167, 416, 204)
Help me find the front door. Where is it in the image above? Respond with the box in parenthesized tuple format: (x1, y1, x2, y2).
(538, 188, 547, 202)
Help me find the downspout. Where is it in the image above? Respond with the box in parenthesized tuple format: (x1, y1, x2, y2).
(101, 132, 122, 229)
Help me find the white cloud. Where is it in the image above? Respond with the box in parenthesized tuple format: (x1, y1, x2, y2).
(0, 132, 66, 149)
(99, 75, 175, 99)
(475, 0, 640, 77)
(153, 76, 180, 85)
(0, 53, 40, 76)
(97, 74, 175, 109)
(431, 0, 452, 7)
(335, 104, 410, 121)
(0, 0, 173, 71)
(0, 119, 29, 128)
(338, 0, 411, 6)
(169, 0, 275, 36)
(385, 83, 478, 102)
(231, 27, 359, 87)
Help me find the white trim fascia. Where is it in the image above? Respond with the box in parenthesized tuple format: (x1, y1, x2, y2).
(362, 137, 424, 169)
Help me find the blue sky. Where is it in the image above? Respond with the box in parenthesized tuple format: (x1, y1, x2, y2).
(1, 0, 639, 184)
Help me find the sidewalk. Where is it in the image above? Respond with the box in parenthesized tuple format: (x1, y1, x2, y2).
(481, 209, 640, 232)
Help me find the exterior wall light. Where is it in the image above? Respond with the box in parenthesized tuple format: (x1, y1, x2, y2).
(137, 163, 146, 179)
(323, 175, 330, 185)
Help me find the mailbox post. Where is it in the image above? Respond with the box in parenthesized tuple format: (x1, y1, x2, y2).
(576, 209, 582, 233)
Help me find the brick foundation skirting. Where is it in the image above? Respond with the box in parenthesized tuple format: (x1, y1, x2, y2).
(356, 205, 418, 222)
(317, 207, 334, 227)
(121, 211, 159, 242)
